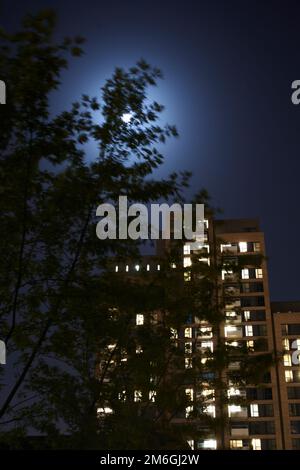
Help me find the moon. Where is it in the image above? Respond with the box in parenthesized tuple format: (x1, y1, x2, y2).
(121, 113, 133, 123)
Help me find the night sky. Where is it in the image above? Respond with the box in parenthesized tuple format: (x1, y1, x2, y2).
(2, 0, 300, 301)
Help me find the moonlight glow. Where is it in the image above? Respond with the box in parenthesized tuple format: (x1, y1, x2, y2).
(121, 112, 133, 123)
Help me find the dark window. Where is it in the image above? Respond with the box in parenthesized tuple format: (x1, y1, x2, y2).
(292, 438, 300, 450)
(241, 282, 250, 293)
(248, 404, 273, 417)
(241, 282, 263, 293)
(261, 439, 276, 450)
(282, 324, 300, 336)
(261, 372, 271, 384)
(249, 421, 275, 435)
(289, 324, 300, 335)
(259, 404, 274, 417)
(288, 387, 300, 399)
(248, 268, 257, 279)
(252, 324, 267, 336)
(289, 404, 300, 417)
(243, 310, 266, 322)
(291, 421, 300, 434)
(247, 388, 272, 400)
(241, 296, 265, 307)
(293, 371, 300, 383)
(244, 242, 261, 252)
(253, 338, 268, 352)
(201, 371, 215, 381)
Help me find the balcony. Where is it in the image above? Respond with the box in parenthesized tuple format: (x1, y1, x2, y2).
(225, 312, 242, 324)
(225, 299, 241, 310)
(224, 286, 240, 296)
(224, 325, 243, 339)
(231, 427, 249, 437)
(221, 244, 238, 254)
(228, 405, 248, 418)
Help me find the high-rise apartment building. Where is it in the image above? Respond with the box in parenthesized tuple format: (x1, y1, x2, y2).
(108, 217, 300, 450)
(271, 301, 300, 450)
(208, 218, 281, 450)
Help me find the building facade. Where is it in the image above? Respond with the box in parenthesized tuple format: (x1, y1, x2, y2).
(271, 301, 300, 450)
(108, 218, 300, 450)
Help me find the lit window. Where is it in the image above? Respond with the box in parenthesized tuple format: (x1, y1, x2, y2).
(228, 405, 241, 417)
(254, 242, 261, 252)
(222, 269, 233, 280)
(184, 244, 191, 255)
(118, 390, 126, 401)
(283, 354, 292, 366)
(199, 327, 212, 338)
(221, 243, 233, 252)
(285, 370, 293, 383)
(146, 264, 150, 271)
(185, 405, 193, 418)
(185, 327, 192, 338)
(97, 407, 113, 415)
(187, 440, 194, 450)
(250, 404, 259, 417)
(185, 357, 193, 369)
(136, 345, 143, 354)
(115, 265, 119, 272)
(171, 263, 176, 269)
(228, 387, 241, 397)
(247, 340, 254, 348)
(245, 325, 253, 337)
(282, 338, 289, 350)
(157, 264, 160, 271)
(185, 341, 193, 354)
(185, 388, 194, 401)
(184, 272, 191, 282)
(183, 257, 192, 267)
(135, 264, 140, 271)
(125, 265, 129, 272)
(226, 311, 237, 318)
(202, 389, 215, 401)
(170, 327, 178, 339)
(239, 242, 248, 252)
(205, 405, 216, 417)
(136, 314, 144, 325)
(149, 390, 156, 402)
(244, 311, 251, 321)
(255, 268, 263, 279)
(251, 438, 261, 451)
(202, 439, 217, 450)
(241, 269, 249, 279)
(230, 440, 243, 449)
(200, 340, 213, 352)
(227, 340, 239, 347)
(225, 325, 242, 338)
(134, 390, 142, 402)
